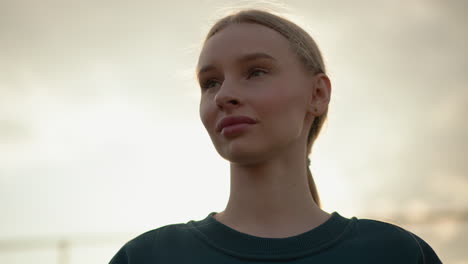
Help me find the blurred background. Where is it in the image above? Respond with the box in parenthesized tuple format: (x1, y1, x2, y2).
(1, 0, 467, 263)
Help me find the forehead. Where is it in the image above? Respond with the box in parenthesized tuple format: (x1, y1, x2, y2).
(197, 23, 295, 68)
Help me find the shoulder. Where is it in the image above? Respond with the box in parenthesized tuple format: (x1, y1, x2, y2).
(353, 217, 442, 263)
(109, 223, 189, 264)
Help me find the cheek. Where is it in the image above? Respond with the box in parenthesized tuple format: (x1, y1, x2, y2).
(258, 87, 307, 135)
(199, 100, 208, 128)
(260, 79, 306, 114)
(199, 99, 212, 131)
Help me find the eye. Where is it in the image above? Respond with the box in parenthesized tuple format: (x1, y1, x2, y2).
(247, 68, 268, 79)
(201, 79, 221, 90)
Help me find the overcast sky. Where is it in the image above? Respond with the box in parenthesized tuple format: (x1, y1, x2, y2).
(0, 0, 467, 262)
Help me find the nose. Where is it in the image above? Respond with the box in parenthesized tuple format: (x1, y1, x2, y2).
(214, 80, 241, 110)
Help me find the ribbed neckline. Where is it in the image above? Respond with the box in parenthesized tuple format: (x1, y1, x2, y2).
(187, 211, 357, 261)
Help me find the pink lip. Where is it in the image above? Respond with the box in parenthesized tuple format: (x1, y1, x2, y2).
(216, 115, 258, 133)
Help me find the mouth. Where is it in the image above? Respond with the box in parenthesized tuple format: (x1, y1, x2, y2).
(216, 115, 258, 133)
(220, 123, 255, 137)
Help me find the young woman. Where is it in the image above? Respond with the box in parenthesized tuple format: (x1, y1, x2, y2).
(110, 9, 442, 263)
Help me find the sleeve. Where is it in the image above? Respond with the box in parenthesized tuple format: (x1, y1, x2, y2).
(108, 229, 160, 264)
(410, 233, 443, 264)
(109, 246, 129, 264)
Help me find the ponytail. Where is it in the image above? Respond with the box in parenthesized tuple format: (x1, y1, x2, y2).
(306, 158, 321, 208)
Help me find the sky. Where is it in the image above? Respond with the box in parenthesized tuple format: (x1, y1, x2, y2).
(0, 0, 467, 263)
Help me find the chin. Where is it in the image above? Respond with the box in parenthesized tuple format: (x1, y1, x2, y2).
(211, 131, 275, 165)
(219, 145, 267, 166)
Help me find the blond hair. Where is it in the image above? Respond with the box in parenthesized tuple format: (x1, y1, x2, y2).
(203, 9, 328, 208)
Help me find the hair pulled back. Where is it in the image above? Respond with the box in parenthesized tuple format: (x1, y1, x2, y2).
(203, 9, 329, 208)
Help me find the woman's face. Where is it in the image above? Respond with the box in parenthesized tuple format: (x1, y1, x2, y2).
(197, 23, 317, 165)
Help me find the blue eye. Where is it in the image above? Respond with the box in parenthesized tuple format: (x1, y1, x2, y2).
(202, 79, 220, 90)
(248, 68, 268, 79)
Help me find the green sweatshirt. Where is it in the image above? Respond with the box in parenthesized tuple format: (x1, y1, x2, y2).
(109, 211, 442, 263)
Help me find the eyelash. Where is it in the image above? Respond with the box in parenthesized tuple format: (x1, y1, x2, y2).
(201, 68, 268, 90)
(247, 68, 268, 78)
(201, 79, 220, 90)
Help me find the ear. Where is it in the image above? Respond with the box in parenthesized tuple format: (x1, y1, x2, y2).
(308, 73, 331, 116)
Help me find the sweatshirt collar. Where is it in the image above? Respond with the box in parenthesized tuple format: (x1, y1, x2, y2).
(187, 211, 356, 260)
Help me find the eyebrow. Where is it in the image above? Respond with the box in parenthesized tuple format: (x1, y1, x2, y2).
(197, 52, 276, 77)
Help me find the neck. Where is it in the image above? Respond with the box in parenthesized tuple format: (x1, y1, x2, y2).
(215, 149, 330, 238)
